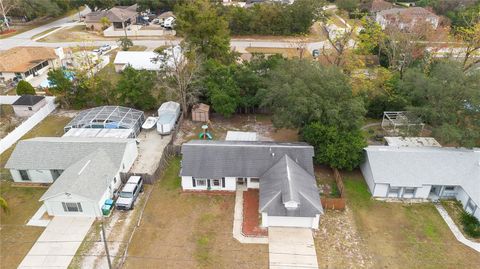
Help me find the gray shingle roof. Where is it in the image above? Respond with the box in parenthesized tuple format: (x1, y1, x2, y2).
(260, 155, 323, 217)
(180, 140, 315, 178)
(12, 95, 45, 106)
(5, 137, 130, 170)
(364, 146, 480, 207)
(40, 149, 118, 201)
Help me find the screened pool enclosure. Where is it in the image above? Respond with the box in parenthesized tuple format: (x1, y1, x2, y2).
(64, 106, 145, 137)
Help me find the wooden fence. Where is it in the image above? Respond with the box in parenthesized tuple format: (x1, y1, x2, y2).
(320, 168, 346, 210)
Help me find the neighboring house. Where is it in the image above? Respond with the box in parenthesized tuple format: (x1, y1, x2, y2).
(367, 0, 394, 14)
(180, 140, 323, 229)
(85, 4, 138, 31)
(375, 7, 440, 30)
(5, 137, 138, 217)
(360, 138, 480, 220)
(113, 46, 182, 72)
(113, 51, 160, 72)
(0, 47, 64, 83)
(11, 95, 46, 117)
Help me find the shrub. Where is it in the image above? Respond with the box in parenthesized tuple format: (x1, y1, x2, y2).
(16, 80, 36, 95)
(460, 211, 480, 238)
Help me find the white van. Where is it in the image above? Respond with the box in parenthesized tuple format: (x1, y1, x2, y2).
(163, 17, 175, 29)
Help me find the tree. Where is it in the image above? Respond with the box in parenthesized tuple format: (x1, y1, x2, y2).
(175, 0, 233, 63)
(100, 16, 111, 30)
(336, 0, 359, 14)
(16, 80, 35, 95)
(0, 0, 19, 29)
(202, 60, 240, 117)
(302, 123, 366, 170)
(118, 36, 133, 51)
(321, 21, 357, 68)
(455, 22, 480, 71)
(155, 44, 201, 119)
(261, 59, 365, 130)
(398, 61, 480, 147)
(47, 69, 75, 108)
(355, 17, 385, 56)
(115, 66, 156, 110)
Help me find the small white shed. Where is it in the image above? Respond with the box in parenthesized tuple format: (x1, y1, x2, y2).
(12, 95, 46, 117)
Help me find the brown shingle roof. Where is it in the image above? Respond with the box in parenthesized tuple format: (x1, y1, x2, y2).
(85, 4, 137, 23)
(370, 0, 394, 13)
(0, 47, 58, 73)
(192, 103, 210, 112)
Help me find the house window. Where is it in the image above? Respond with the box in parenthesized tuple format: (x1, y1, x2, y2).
(19, 170, 30, 181)
(444, 186, 455, 191)
(62, 202, 83, 212)
(196, 179, 206, 187)
(403, 188, 416, 198)
(388, 186, 401, 198)
(250, 178, 259, 183)
(466, 198, 477, 214)
(28, 106, 33, 111)
(212, 179, 220, 187)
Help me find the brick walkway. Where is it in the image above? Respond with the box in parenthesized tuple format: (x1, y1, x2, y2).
(243, 189, 268, 237)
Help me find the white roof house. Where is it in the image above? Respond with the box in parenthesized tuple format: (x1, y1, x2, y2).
(5, 137, 138, 217)
(113, 45, 183, 72)
(361, 145, 480, 219)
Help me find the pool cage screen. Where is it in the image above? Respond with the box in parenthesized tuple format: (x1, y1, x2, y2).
(64, 106, 145, 137)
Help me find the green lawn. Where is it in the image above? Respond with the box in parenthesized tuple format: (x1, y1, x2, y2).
(123, 158, 268, 269)
(31, 26, 61, 40)
(343, 173, 480, 268)
(0, 182, 47, 269)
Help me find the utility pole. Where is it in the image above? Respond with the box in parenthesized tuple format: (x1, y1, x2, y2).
(101, 221, 113, 269)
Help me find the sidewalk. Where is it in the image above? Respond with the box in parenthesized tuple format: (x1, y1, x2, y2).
(435, 203, 480, 253)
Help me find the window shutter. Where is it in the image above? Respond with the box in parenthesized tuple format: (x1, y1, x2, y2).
(192, 177, 196, 187)
(62, 202, 67, 211)
(207, 179, 211, 188)
(222, 177, 225, 188)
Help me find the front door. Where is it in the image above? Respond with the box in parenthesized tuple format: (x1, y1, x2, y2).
(237, 177, 247, 185)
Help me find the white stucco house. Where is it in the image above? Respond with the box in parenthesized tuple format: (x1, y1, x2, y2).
(5, 137, 138, 217)
(180, 140, 323, 229)
(11, 95, 47, 117)
(375, 7, 440, 30)
(360, 137, 480, 220)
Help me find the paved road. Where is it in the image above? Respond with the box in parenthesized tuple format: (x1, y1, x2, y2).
(1, 6, 91, 49)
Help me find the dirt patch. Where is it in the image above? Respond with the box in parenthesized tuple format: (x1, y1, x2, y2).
(123, 158, 268, 269)
(174, 113, 298, 145)
(314, 208, 373, 268)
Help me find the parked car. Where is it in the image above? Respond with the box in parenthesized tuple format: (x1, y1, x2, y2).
(93, 48, 102, 54)
(163, 16, 175, 29)
(100, 44, 111, 52)
(312, 49, 320, 58)
(116, 176, 144, 210)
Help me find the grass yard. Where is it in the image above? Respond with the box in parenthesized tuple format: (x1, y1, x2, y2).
(123, 158, 268, 269)
(0, 182, 47, 269)
(245, 47, 313, 60)
(31, 26, 61, 40)
(441, 200, 480, 243)
(38, 25, 116, 42)
(343, 171, 480, 268)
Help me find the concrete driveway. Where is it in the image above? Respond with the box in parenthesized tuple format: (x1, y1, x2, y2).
(268, 227, 318, 269)
(18, 216, 94, 269)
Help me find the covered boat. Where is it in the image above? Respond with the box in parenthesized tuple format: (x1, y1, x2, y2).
(157, 101, 180, 135)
